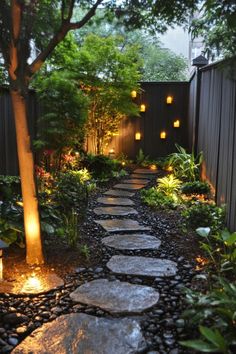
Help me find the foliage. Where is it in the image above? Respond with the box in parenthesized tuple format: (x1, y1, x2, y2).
(81, 154, 121, 180)
(141, 187, 179, 210)
(75, 34, 141, 154)
(64, 209, 80, 248)
(168, 144, 203, 182)
(35, 70, 88, 155)
(55, 171, 88, 211)
(196, 228, 236, 275)
(180, 277, 236, 353)
(182, 181, 211, 195)
(190, 0, 236, 59)
(182, 202, 225, 233)
(0, 175, 21, 201)
(0, 201, 24, 246)
(136, 149, 148, 165)
(157, 174, 182, 200)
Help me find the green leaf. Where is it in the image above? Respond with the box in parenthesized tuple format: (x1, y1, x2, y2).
(199, 326, 226, 350)
(180, 339, 218, 352)
(224, 232, 236, 246)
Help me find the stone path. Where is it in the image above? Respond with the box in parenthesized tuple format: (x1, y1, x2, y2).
(13, 168, 180, 353)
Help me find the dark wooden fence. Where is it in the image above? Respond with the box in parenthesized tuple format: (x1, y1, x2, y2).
(104, 82, 189, 159)
(189, 60, 236, 231)
(1, 59, 236, 230)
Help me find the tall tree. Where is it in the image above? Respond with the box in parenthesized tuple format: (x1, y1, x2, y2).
(0, 0, 197, 264)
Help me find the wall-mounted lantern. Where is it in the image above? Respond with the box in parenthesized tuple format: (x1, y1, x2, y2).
(140, 104, 146, 112)
(131, 90, 137, 98)
(173, 119, 180, 128)
(166, 96, 173, 104)
(135, 132, 141, 140)
(0, 239, 8, 280)
(160, 131, 167, 139)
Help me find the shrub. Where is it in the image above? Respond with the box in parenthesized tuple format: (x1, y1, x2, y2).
(157, 174, 182, 200)
(141, 187, 179, 209)
(182, 202, 225, 233)
(0, 175, 21, 201)
(81, 154, 121, 179)
(182, 181, 211, 195)
(168, 144, 203, 181)
(180, 277, 236, 353)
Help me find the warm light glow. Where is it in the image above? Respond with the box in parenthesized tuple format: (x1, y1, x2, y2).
(0, 250, 2, 281)
(21, 272, 45, 293)
(140, 104, 146, 112)
(109, 148, 115, 154)
(16, 201, 23, 207)
(112, 132, 119, 136)
(150, 164, 157, 170)
(195, 256, 208, 270)
(135, 132, 141, 140)
(160, 131, 166, 139)
(173, 120, 180, 128)
(166, 96, 173, 104)
(122, 162, 126, 166)
(167, 166, 173, 172)
(131, 90, 137, 98)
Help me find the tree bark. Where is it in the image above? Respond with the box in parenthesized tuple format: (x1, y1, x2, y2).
(10, 90, 44, 265)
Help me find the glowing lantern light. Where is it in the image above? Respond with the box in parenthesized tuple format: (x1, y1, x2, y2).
(135, 132, 141, 140)
(0, 239, 8, 280)
(150, 164, 157, 170)
(131, 90, 137, 98)
(122, 161, 126, 166)
(160, 131, 166, 139)
(140, 104, 146, 112)
(166, 96, 173, 104)
(109, 148, 115, 154)
(173, 120, 180, 128)
(167, 166, 173, 172)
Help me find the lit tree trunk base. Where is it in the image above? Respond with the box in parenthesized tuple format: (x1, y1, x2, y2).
(11, 90, 44, 265)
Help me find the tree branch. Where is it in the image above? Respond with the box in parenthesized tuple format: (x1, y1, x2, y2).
(28, 0, 103, 75)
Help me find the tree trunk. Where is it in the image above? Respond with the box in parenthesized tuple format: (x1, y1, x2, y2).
(11, 90, 44, 265)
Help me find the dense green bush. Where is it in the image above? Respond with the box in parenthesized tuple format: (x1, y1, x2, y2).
(81, 154, 121, 180)
(182, 181, 211, 195)
(181, 277, 236, 353)
(182, 202, 225, 233)
(141, 187, 179, 209)
(0, 175, 21, 201)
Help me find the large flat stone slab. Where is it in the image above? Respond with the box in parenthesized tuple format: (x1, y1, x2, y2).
(130, 174, 154, 179)
(70, 279, 159, 314)
(94, 206, 138, 216)
(97, 197, 134, 206)
(95, 219, 150, 232)
(12, 313, 146, 354)
(123, 179, 149, 185)
(107, 256, 177, 277)
(102, 234, 161, 250)
(104, 189, 135, 197)
(134, 169, 158, 174)
(114, 183, 146, 190)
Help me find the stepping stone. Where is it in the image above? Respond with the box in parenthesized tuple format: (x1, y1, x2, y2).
(107, 256, 177, 277)
(134, 169, 158, 174)
(102, 234, 161, 250)
(130, 174, 154, 179)
(94, 206, 138, 216)
(97, 197, 134, 206)
(123, 179, 149, 185)
(114, 183, 145, 190)
(12, 313, 147, 354)
(95, 219, 150, 233)
(104, 189, 135, 197)
(70, 279, 159, 314)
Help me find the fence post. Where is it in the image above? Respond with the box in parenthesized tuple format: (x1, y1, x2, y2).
(192, 55, 208, 155)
